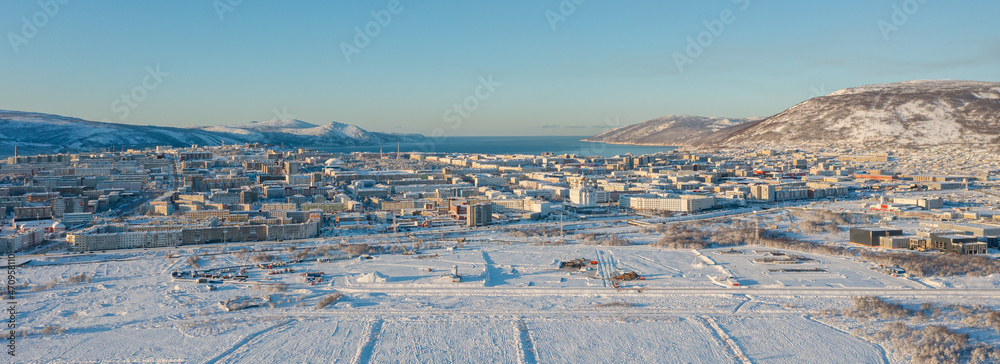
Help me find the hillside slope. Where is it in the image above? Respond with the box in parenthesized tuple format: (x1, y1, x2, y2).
(583, 115, 760, 146)
(716, 80, 1000, 149)
(0, 110, 423, 155)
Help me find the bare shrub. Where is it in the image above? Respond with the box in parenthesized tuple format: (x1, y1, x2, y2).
(845, 296, 912, 320)
(340, 244, 370, 257)
(267, 283, 288, 293)
(30, 278, 60, 292)
(315, 292, 344, 309)
(790, 209, 857, 225)
(969, 344, 1000, 363)
(599, 235, 632, 246)
(649, 225, 669, 233)
(653, 225, 711, 249)
(233, 248, 248, 260)
(859, 250, 1000, 277)
(842, 297, 1000, 363)
(292, 248, 315, 261)
(883, 324, 970, 364)
(66, 273, 91, 284)
(709, 227, 755, 246)
(39, 326, 67, 335)
(186, 255, 201, 269)
(580, 234, 631, 246)
(532, 239, 568, 246)
(249, 253, 275, 263)
(507, 227, 563, 238)
(796, 218, 842, 234)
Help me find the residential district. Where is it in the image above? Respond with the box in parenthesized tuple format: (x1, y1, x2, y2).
(1, 145, 999, 256)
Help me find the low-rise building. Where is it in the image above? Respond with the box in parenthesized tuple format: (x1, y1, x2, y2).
(619, 194, 716, 212)
(849, 227, 903, 246)
(930, 235, 987, 254)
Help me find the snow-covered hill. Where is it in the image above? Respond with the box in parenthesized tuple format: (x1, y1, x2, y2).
(0, 110, 239, 156)
(192, 119, 411, 146)
(582, 115, 760, 146)
(716, 80, 1000, 149)
(0, 111, 424, 155)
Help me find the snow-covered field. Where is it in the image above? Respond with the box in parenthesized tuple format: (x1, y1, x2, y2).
(13, 230, 1000, 363)
(713, 315, 885, 363)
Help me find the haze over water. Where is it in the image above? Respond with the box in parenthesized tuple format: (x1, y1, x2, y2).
(318, 136, 678, 157)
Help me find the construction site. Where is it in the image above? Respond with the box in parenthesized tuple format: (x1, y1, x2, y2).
(14, 220, 1000, 363)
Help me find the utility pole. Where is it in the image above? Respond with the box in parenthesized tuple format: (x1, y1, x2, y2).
(754, 212, 760, 244)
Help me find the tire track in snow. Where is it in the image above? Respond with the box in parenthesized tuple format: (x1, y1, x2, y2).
(595, 250, 616, 287)
(604, 250, 618, 279)
(593, 250, 606, 287)
(203, 319, 291, 364)
(517, 318, 538, 364)
(352, 319, 383, 364)
(701, 316, 751, 364)
(731, 294, 751, 314)
(803, 314, 889, 364)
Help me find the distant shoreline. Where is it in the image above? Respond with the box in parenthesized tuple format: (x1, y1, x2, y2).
(578, 139, 682, 148)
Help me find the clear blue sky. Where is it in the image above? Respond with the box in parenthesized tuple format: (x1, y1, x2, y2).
(2, 1, 998, 136)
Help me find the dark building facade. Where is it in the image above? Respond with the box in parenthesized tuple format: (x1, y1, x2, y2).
(849, 227, 903, 246)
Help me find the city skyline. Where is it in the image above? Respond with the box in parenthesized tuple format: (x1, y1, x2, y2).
(2, 1, 999, 136)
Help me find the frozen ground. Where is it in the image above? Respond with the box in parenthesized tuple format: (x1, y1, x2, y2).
(13, 230, 1000, 363)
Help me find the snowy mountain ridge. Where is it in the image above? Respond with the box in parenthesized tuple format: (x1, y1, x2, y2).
(584, 80, 1000, 150)
(582, 115, 761, 146)
(716, 80, 1000, 149)
(0, 110, 423, 156)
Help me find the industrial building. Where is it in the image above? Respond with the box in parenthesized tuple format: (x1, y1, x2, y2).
(930, 235, 987, 255)
(849, 227, 903, 246)
(891, 197, 943, 210)
(878, 235, 910, 249)
(935, 223, 1000, 249)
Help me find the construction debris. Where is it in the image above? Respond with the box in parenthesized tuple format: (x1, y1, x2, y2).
(559, 258, 597, 269)
(613, 271, 640, 281)
(300, 272, 324, 285)
(219, 296, 268, 311)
